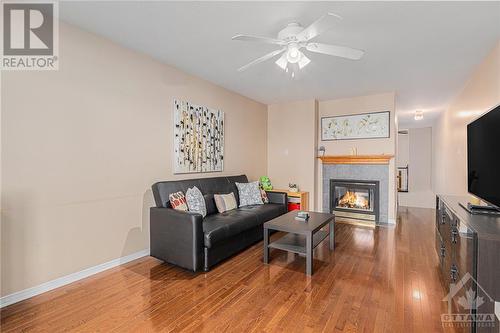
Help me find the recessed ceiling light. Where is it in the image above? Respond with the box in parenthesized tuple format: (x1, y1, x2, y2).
(414, 110, 424, 120)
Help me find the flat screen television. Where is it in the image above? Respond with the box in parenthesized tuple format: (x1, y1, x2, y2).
(467, 104, 500, 208)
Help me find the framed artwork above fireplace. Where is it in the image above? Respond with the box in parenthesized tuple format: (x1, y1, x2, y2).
(321, 111, 390, 141)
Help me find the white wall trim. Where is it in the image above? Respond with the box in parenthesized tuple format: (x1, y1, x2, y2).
(387, 218, 396, 224)
(0, 249, 149, 308)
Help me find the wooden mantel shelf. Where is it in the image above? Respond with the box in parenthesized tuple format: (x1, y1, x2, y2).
(318, 155, 394, 165)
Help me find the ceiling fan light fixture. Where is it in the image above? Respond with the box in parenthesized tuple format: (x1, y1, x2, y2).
(233, 13, 364, 72)
(286, 43, 301, 63)
(298, 53, 310, 69)
(275, 53, 288, 70)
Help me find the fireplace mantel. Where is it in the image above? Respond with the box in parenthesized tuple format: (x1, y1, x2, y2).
(318, 155, 394, 165)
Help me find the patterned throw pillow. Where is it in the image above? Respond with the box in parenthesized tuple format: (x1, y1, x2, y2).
(185, 186, 207, 217)
(169, 191, 188, 211)
(236, 181, 263, 207)
(214, 193, 238, 213)
(260, 189, 269, 204)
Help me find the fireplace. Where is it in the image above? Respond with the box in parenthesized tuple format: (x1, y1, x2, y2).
(330, 179, 379, 223)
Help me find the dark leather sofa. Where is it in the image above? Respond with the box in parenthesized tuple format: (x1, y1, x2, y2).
(150, 175, 287, 272)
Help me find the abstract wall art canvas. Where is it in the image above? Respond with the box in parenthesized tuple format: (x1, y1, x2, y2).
(173, 100, 224, 173)
(321, 111, 390, 141)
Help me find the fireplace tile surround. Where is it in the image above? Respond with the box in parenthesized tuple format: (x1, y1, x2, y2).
(322, 164, 389, 224)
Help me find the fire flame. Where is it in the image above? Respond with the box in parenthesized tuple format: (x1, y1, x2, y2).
(338, 191, 369, 209)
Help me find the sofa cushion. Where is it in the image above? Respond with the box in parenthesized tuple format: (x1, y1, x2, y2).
(169, 191, 188, 211)
(238, 203, 286, 224)
(204, 194, 218, 216)
(152, 175, 248, 208)
(260, 189, 269, 203)
(186, 186, 207, 217)
(236, 181, 263, 207)
(202, 210, 260, 248)
(214, 192, 237, 213)
(202, 204, 286, 248)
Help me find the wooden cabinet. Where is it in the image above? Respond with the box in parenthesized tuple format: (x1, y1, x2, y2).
(435, 196, 500, 333)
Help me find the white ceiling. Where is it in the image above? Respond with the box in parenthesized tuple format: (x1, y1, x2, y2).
(60, 2, 500, 127)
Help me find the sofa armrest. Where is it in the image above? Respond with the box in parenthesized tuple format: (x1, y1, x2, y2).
(266, 191, 288, 207)
(150, 207, 204, 272)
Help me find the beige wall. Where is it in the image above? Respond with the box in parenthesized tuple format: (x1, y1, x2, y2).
(396, 132, 409, 167)
(267, 100, 318, 209)
(433, 42, 500, 196)
(1, 23, 267, 296)
(398, 127, 435, 208)
(317, 93, 397, 220)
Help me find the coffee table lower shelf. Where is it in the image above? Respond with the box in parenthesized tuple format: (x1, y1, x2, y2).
(268, 230, 329, 255)
(263, 211, 335, 275)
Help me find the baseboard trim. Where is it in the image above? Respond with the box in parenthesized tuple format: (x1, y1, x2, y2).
(387, 218, 396, 224)
(0, 249, 149, 308)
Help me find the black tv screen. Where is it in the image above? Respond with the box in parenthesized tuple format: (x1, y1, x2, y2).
(467, 104, 500, 208)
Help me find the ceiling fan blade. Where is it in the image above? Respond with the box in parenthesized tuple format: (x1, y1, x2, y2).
(232, 34, 285, 45)
(238, 48, 286, 72)
(295, 13, 342, 42)
(306, 42, 364, 60)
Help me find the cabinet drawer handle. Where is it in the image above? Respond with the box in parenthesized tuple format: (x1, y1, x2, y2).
(450, 265, 458, 283)
(451, 228, 458, 244)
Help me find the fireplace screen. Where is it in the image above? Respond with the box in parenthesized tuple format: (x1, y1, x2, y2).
(330, 179, 379, 223)
(334, 187, 373, 211)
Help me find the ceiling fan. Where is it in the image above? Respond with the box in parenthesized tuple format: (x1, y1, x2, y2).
(232, 13, 364, 73)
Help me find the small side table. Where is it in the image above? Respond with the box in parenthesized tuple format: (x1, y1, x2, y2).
(266, 189, 309, 211)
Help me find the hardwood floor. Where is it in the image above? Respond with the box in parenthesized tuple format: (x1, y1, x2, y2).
(1, 207, 457, 332)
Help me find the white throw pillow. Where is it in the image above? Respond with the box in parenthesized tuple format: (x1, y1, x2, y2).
(185, 186, 207, 217)
(236, 181, 264, 207)
(214, 192, 238, 213)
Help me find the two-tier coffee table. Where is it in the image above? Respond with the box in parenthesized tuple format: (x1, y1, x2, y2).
(263, 211, 335, 276)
